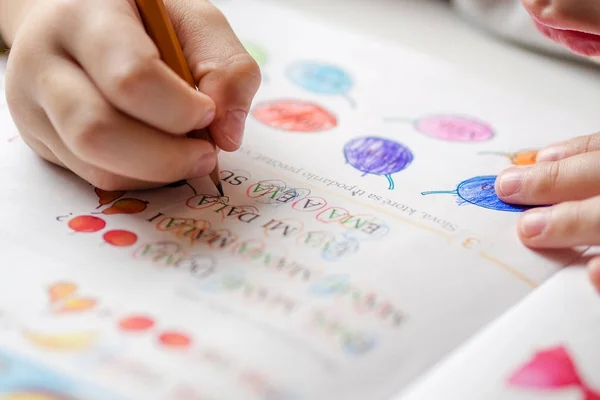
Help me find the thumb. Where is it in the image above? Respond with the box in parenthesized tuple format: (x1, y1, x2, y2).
(167, 0, 261, 151)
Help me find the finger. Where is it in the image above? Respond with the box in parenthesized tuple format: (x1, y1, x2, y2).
(587, 256, 600, 292)
(536, 133, 600, 162)
(38, 56, 217, 184)
(517, 195, 600, 248)
(167, 0, 262, 151)
(55, 0, 215, 134)
(495, 151, 600, 205)
(23, 109, 165, 191)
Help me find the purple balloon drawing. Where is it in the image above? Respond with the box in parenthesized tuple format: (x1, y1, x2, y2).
(343, 136, 414, 190)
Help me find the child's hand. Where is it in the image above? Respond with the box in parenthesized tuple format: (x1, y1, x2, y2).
(3, 0, 261, 190)
(495, 134, 600, 289)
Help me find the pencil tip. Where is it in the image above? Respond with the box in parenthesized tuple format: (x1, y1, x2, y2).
(216, 183, 224, 197)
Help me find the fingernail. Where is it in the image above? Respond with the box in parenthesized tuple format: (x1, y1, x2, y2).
(498, 168, 526, 197)
(536, 145, 564, 162)
(519, 210, 548, 238)
(223, 109, 247, 147)
(197, 107, 216, 129)
(191, 151, 216, 178)
(588, 258, 600, 292)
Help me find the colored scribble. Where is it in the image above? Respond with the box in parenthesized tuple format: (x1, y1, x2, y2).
(67, 215, 106, 233)
(97, 198, 148, 215)
(22, 331, 98, 352)
(252, 99, 337, 132)
(94, 188, 125, 208)
(286, 61, 355, 107)
(55, 297, 97, 314)
(48, 282, 77, 303)
(0, 351, 118, 399)
(243, 41, 268, 66)
(118, 316, 155, 332)
(102, 230, 138, 247)
(385, 115, 494, 142)
(421, 175, 532, 212)
(159, 332, 192, 349)
(508, 345, 600, 400)
(480, 149, 538, 165)
(344, 136, 413, 190)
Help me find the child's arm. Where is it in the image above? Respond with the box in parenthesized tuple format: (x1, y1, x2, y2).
(0, 0, 261, 191)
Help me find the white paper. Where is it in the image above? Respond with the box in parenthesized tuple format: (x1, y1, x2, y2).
(0, 1, 597, 399)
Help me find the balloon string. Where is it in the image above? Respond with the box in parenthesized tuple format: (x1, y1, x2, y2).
(385, 175, 395, 190)
(420, 190, 456, 196)
(343, 93, 356, 108)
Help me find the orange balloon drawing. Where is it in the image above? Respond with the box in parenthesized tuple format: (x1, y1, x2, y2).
(94, 188, 125, 208)
(103, 230, 138, 247)
(100, 198, 149, 215)
(252, 99, 337, 132)
(118, 315, 155, 332)
(47, 282, 77, 303)
(0, 390, 76, 400)
(511, 150, 537, 165)
(67, 215, 106, 233)
(56, 297, 96, 313)
(479, 150, 537, 166)
(159, 331, 192, 349)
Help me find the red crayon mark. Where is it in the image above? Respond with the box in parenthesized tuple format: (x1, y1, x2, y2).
(68, 215, 106, 233)
(103, 230, 138, 247)
(508, 345, 600, 400)
(119, 315, 155, 332)
(99, 198, 148, 215)
(159, 331, 192, 349)
(252, 99, 337, 132)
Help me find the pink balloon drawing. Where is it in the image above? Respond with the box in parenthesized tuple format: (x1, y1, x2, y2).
(508, 345, 600, 400)
(384, 114, 494, 142)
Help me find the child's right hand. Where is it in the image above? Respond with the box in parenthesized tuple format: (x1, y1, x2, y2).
(3, 0, 261, 191)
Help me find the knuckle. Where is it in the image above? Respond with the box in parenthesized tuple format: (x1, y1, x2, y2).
(534, 162, 562, 196)
(68, 101, 113, 157)
(86, 169, 129, 192)
(107, 58, 156, 100)
(51, 0, 82, 19)
(223, 53, 262, 95)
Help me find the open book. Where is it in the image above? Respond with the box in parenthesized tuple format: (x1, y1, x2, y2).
(0, 1, 598, 399)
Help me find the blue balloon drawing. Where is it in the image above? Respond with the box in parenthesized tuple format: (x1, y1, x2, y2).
(286, 61, 355, 107)
(421, 175, 532, 212)
(344, 136, 414, 190)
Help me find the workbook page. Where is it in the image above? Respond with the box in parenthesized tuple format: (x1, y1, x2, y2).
(0, 1, 595, 399)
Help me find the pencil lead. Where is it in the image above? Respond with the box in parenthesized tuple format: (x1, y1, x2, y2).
(216, 183, 224, 197)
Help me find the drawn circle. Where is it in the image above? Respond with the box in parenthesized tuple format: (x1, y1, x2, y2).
(457, 176, 531, 212)
(344, 136, 413, 189)
(286, 62, 352, 95)
(252, 99, 337, 132)
(102, 230, 138, 247)
(67, 215, 106, 233)
(118, 315, 155, 332)
(159, 332, 192, 348)
(415, 115, 494, 142)
(344, 137, 413, 175)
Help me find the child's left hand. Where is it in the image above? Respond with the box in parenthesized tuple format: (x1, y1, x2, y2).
(495, 133, 600, 289)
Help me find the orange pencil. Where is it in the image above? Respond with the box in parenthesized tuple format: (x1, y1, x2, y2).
(134, 0, 223, 196)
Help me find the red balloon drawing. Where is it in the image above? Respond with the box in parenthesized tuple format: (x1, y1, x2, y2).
(252, 99, 337, 132)
(119, 315, 155, 332)
(159, 331, 192, 349)
(103, 230, 138, 247)
(68, 215, 106, 233)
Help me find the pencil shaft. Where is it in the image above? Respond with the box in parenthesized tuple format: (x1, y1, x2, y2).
(134, 0, 222, 194)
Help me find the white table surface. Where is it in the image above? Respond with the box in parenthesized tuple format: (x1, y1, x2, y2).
(262, 0, 600, 128)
